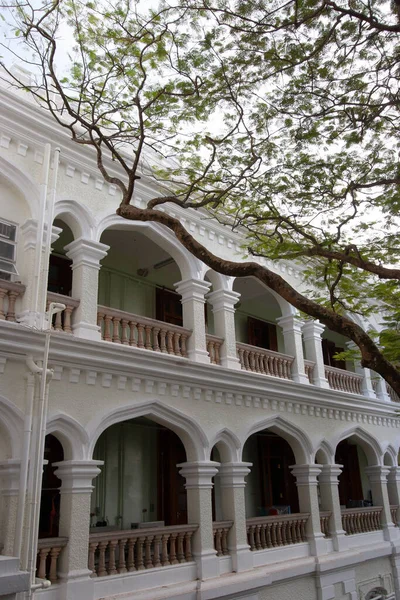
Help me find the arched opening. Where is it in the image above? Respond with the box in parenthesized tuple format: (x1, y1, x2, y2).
(48, 219, 74, 297)
(335, 438, 371, 507)
(91, 418, 188, 531)
(243, 430, 299, 518)
(322, 328, 354, 372)
(39, 434, 64, 538)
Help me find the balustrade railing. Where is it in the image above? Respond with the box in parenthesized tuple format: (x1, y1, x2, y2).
(36, 537, 68, 582)
(304, 360, 315, 384)
(0, 280, 25, 321)
(206, 335, 223, 365)
(341, 507, 382, 534)
(237, 343, 294, 380)
(246, 514, 309, 551)
(387, 384, 400, 403)
(47, 292, 79, 333)
(88, 524, 197, 577)
(212, 521, 232, 556)
(97, 306, 191, 358)
(325, 365, 363, 395)
(391, 505, 399, 525)
(320, 511, 332, 537)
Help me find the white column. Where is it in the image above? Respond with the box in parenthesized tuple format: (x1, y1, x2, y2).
(174, 279, 211, 364)
(318, 464, 348, 551)
(53, 460, 103, 599)
(65, 239, 109, 341)
(290, 464, 326, 555)
(302, 320, 329, 388)
(346, 341, 376, 399)
(277, 315, 309, 384)
(206, 290, 241, 370)
(387, 467, 400, 527)
(0, 460, 20, 557)
(376, 376, 391, 402)
(178, 461, 219, 579)
(365, 465, 399, 542)
(217, 462, 253, 572)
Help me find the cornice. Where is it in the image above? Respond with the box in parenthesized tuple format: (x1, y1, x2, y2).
(0, 322, 398, 429)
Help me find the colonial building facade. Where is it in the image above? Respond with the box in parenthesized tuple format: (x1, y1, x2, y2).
(0, 70, 399, 600)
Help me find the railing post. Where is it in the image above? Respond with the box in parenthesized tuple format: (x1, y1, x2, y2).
(206, 289, 241, 370)
(65, 238, 109, 341)
(365, 466, 399, 541)
(290, 464, 326, 555)
(375, 376, 391, 402)
(318, 464, 349, 551)
(53, 460, 103, 599)
(301, 320, 330, 388)
(178, 461, 219, 579)
(388, 467, 400, 526)
(217, 462, 253, 572)
(0, 459, 21, 556)
(277, 315, 309, 384)
(174, 279, 211, 364)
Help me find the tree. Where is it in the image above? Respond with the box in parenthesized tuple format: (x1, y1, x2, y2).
(1, 0, 399, 394)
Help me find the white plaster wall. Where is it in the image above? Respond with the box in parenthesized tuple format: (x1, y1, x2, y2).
(257, 576, 318, 600)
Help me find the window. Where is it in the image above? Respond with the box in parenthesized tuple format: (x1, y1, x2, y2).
(322, 338, 346, 370)
(0, 219, 18, 281)
(156, 287, 183, 326)
(248, 316, 278, 351)
(366, 587, 388, 600)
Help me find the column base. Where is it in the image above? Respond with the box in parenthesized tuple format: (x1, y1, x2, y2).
(293, 373, 311, 385)
(383, 523, 400, 542)
(17, 310, 45, 329)
(187, 349, 210, 364)
(72, 322, 102, 341)
(220, 356, 242, 370)
(308, 533, 328, 556)
(313, 377, 330, 389)
(230, 544, 253, 573)
(193, 550, 219, 580)
(57, 569, 95, 600)
(331, 531, 349, 552)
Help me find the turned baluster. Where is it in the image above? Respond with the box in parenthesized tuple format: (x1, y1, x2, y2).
(160, 329, 168, 353)
(237, 348, 244, 369)
(265, 523, 272, 548)
(244, 350, 250, 371)
(88, 541, 98, 576)
(137, 324, 145, 348)
(0, 289, 7, 320)
(271, 522, 278, 547)
(108, 539, 118, 575)
(6, 290, 18, 321)
(54, 310, 63, 331)
(214, 528, 222, 556)
(181, 334, 188, 357)
(145, 325, 153, 350)
(255, 524, 262, 550)
(170, 532, 178, 565)
(161, 534, 170, 566)
(153, 534, 162, 568)
(48, 546, 62, 582)
(249, 351, 256, 372)
(208, 341, 215, 364)
(153, 327, 160, 352)
(184, 531, 193, 561)
(271, 356, 278, 377)
(280, 521, 287, 545)
(129, 321, 137, 346)
(104, 315, 112, 342)
(259, 524, 266, 549)
(214, 343, 221, 365)
(97, 312, 104, 334)
(97, 541, 108, 577)
(177, 532, 185, 563)
(276, 521, 282, 546)
(63, 305, 73, 333)
(37, 547, 50, 579)
(221, 527, 229, 555)
(173, 332, 182, 356)
(121, 319, 129, 345)
(144, 535, 154, 568)
(300, 519, 307, 541)
(127, 539, 136, 571)
(295, 519, 302, 542)
(112, 317, 121, 343)
(166, 331, 174, 354)
(118, 538, 127, 573)
(136, 537, 145, 570)
(286, 521, 293, 544)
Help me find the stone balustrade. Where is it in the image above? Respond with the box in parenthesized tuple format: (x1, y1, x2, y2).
(387, 384, 400, 403)
(246, 513, 309, 551)
(206, 335, 223, 365)
(304, 360, 315, 384)
(320, 511, 332, 537)
(391, 505, 399, 525)
(36, 537, 68, 582)
(237, 343, 294, 380)
(97, 306, 191, 357)
(325, 365, 363, 395)
(341, 507, 382, 534)
(47, 292, 80, 333)
(88, 524, 197, 577)
(212, 521, 233, 556)
(0, 280, 25, 321)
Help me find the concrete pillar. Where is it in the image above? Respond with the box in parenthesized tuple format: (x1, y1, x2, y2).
(365, 465, 399, 542)
(206, 289, 241, 370)
(346, 342, 376, 399)
(65, 239, 109, 341)
(53, 460, 103, 599)
(388, 467, 400, 527)
(290, 464, 326, 555)
(174, 279, 211, 364)
(217, 462, 253, 572)
(376, 376, 391, 402)
(277, 315, 308, 384)
(178, 461, 219, 579)
(318, 464, 348, 551)
(302, 320, 330, 388)
(0, 460, 20, 557)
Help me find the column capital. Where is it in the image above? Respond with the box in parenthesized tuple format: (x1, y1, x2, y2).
(318, 464, 343, 484)
(302, 319, 326, 339)
(276, 314, 305, 333)
(0, 459, 20, 496)
(174, 278, 211, 303)
(206, 289, 241, 313)
(65, 238, 109, 270)
(217, 462, 252, 488)
(388, 466, 400, 483)
(20, 218, 62, 251)
(365, 465, 390, 483)
(178, 461, 219, 489)
(54, 460, 103, 494)
(290, 464, 322, 485)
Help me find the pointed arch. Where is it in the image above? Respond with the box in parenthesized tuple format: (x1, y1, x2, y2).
(333, 427, 383, 465)
(0, 395, 24, 459)
(243, 415, 313, 464)
(0, 154, 40, 217)
(383, 444, 397, 467)
(202, 268, 231, 291)
(47, 413, 89, 460)
(87, 400, 208, 461)
(54, 199, 95, 240)
(95, 214, 203, 280)
(232, 275, 296, 317)
(209, 428, 241, 463)
(314, 439, 335, 465)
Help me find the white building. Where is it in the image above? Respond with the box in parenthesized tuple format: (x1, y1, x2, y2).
(0, 72, 399, 600)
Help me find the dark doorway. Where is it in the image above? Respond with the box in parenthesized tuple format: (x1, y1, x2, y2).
(156, 287, 183, 326)
(39, 434, 64, 538)
(157, 428, 187, 525)
(335, 439, 364, 506)
(248, 317, 278, 351)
